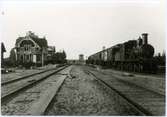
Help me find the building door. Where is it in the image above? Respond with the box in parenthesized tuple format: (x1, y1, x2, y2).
(33, 55, 36, 63)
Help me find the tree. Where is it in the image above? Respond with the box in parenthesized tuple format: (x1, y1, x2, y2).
(154, 51, 166, 66)
(9, 48, 17, 66)
(51, 50, 67, 64)
(62, 50, 66, 59)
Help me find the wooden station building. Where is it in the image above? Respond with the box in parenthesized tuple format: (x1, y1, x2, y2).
(15, 31, 55, 66)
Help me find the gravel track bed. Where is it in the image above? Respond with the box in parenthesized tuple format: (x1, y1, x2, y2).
(85, 66, 165, 115)
(2, 69, 58, 97)
(1, 73, 63, 115)
(46, 65, 119, 115)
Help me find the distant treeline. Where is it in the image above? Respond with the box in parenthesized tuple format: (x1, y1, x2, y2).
(47, 51, 67, 64)
(154, 52, 166, 66)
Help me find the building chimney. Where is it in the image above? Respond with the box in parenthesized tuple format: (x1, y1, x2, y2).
(142, 33, 148, 45)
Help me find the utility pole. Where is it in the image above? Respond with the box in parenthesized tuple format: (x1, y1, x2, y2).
(42, 48, 44, 66)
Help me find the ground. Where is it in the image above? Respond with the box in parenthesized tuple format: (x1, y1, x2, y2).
(46, 65, 119, 115)
(1, 64, 57, 82)
(1, 64, 165, 115)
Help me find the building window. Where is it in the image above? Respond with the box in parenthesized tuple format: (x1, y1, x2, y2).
(27, 55, 29, 61)
(20, 55, 23, 62)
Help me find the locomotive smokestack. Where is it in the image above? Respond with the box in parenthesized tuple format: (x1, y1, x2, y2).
(138, 36, 143, 46)
(102, 46, 106, 51)
(142, 33, 148, 45)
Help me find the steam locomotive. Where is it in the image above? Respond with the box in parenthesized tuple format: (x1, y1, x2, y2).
(87, 33, 157, 73)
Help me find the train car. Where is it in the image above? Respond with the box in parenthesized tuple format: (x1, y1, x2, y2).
(87, 33, 157, 73)
(106, 47, 113, 66)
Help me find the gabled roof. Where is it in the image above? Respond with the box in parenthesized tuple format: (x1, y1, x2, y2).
(15, 32, 48, 48)
(15, 37, 23, 46)
(30, 36, 48, 48)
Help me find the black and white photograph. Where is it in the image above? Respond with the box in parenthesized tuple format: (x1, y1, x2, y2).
(0, 0, 166, 116)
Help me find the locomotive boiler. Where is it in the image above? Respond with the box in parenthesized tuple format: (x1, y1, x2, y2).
(87, 33, 157, 73)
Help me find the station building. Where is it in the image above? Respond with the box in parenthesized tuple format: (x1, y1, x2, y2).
(15, 31, 55, 66)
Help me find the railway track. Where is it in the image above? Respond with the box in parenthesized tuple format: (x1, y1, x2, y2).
(1, 65, 65, 86)
(84, 68, 165, 116)
(90, 68, 165, 96)
(1, 65, 71, 115)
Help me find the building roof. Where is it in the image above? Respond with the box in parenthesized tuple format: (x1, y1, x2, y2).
(15, 31, 48, 48)
(30, 36, 48, 48)
(1, 42, 6, 52)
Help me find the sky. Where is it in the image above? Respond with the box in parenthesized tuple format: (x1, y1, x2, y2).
(0, 0, 166, 59)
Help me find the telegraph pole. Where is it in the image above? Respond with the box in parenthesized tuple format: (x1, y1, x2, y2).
(42, 48, 44, 66)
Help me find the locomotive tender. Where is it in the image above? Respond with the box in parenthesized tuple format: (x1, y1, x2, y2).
(87, 33, 157, 73)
